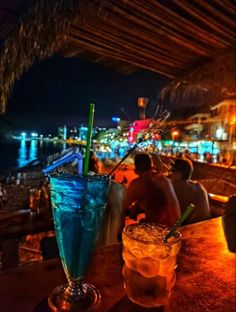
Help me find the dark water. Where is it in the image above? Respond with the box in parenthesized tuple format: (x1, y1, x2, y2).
(0, 138, 67, 175)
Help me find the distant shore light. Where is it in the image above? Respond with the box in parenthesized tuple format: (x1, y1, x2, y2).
(112, 117, 120, 123)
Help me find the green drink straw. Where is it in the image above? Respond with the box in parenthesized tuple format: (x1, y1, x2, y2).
(164, 203, 195, 241)
(83, 103, 95, 175)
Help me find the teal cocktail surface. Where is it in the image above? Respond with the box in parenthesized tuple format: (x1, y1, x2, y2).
(50, 173, 110, 280)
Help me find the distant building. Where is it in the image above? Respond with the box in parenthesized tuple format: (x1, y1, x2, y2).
(78, 126, 88, 141)
(68, 126, 78, 139)
(210, 99, 236, 141)
(58, 125, 67, 140)
(210, 99, 236, 162)
(184, 113, 210, 140)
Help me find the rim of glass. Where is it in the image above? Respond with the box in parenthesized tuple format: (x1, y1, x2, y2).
(123, 223, 182, 245)
(49, 172, 110, 181)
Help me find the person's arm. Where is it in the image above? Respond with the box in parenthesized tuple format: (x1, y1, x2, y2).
(124, 180, 141, 210)
(198, 183, 211, 217)
(186, 181, 211, 223)
(166, 180, 181, 215)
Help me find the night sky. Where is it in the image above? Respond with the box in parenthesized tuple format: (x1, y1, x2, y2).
(5, 55, 166, 134)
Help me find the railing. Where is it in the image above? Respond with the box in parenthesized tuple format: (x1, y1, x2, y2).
(209, 193, 227, 217)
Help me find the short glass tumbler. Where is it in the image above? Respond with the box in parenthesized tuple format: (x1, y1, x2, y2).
(122, 223, 182, 308)
(48, 173, 110, 312)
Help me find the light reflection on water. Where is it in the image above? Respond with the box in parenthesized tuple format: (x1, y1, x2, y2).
(0, 139, 86, 173)
(18, 139, 28, 167)
(29, 139, 37, 163)
(17, 139, 67, 168)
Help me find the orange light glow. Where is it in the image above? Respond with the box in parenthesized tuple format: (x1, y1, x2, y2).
(209, 193, 229, 203)
(137, 97, 148, 108)
(172, 130, 179, 137)
(230, 115, 236, 125)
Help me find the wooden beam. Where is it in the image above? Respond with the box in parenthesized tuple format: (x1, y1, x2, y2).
(68, 34, 175, 77)
(70, 23, 184, 69)
(75, 9, 198, 64)
(213, 0, 236, 16)
(68, 29, 177, 73)
(192, 0, 236, 29)
(173, 0, 236, 40)
(147, 0, 231, 49)
(107, 0, 214, 56)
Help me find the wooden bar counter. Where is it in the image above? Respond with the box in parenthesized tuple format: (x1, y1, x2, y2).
(0, 217, 235, 312)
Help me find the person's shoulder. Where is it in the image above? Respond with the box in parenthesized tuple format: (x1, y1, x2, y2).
(188, 180, 207, 192)
(152, 172, 169, 183)
(188, 179, 198, 185)
(128, 177, 140, 186)
(126, 176, 143, 191)
(188, 179, 203, 186)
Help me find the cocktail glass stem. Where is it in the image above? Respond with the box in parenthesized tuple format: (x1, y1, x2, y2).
(65, 278, 84, 297)
(48, 277, 101, 312)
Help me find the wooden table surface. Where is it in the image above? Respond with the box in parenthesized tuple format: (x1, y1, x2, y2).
(0, 217, 235, 312)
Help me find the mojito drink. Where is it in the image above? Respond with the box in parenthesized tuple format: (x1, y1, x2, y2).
(50, 173, 110, 281)
(122, 223, 181, 307)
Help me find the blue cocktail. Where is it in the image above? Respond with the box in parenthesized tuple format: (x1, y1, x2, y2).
(48, 173, 110, 312)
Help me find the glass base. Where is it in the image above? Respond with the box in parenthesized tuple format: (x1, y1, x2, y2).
(48, 283, 101, 312)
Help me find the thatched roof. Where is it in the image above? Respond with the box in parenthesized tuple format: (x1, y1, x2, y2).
(0, 0, 236, 113)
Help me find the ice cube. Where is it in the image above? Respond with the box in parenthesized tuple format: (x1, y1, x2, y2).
(136, 257, 160, 278)
(123, 250, 137, 270)
(129, 244, 143, 259)
(152, 244, 171, 260)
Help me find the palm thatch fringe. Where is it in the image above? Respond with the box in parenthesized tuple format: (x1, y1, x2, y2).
(160, 52, 236, 106)
(0, 0, 83, 113)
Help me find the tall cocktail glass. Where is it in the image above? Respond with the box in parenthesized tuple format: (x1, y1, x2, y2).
(48, 173, 110, 312)
(122, 223, 181, 308)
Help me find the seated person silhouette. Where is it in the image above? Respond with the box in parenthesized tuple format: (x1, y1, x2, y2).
(169, 158, 211, 225)
(122, 153, 180, 228)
